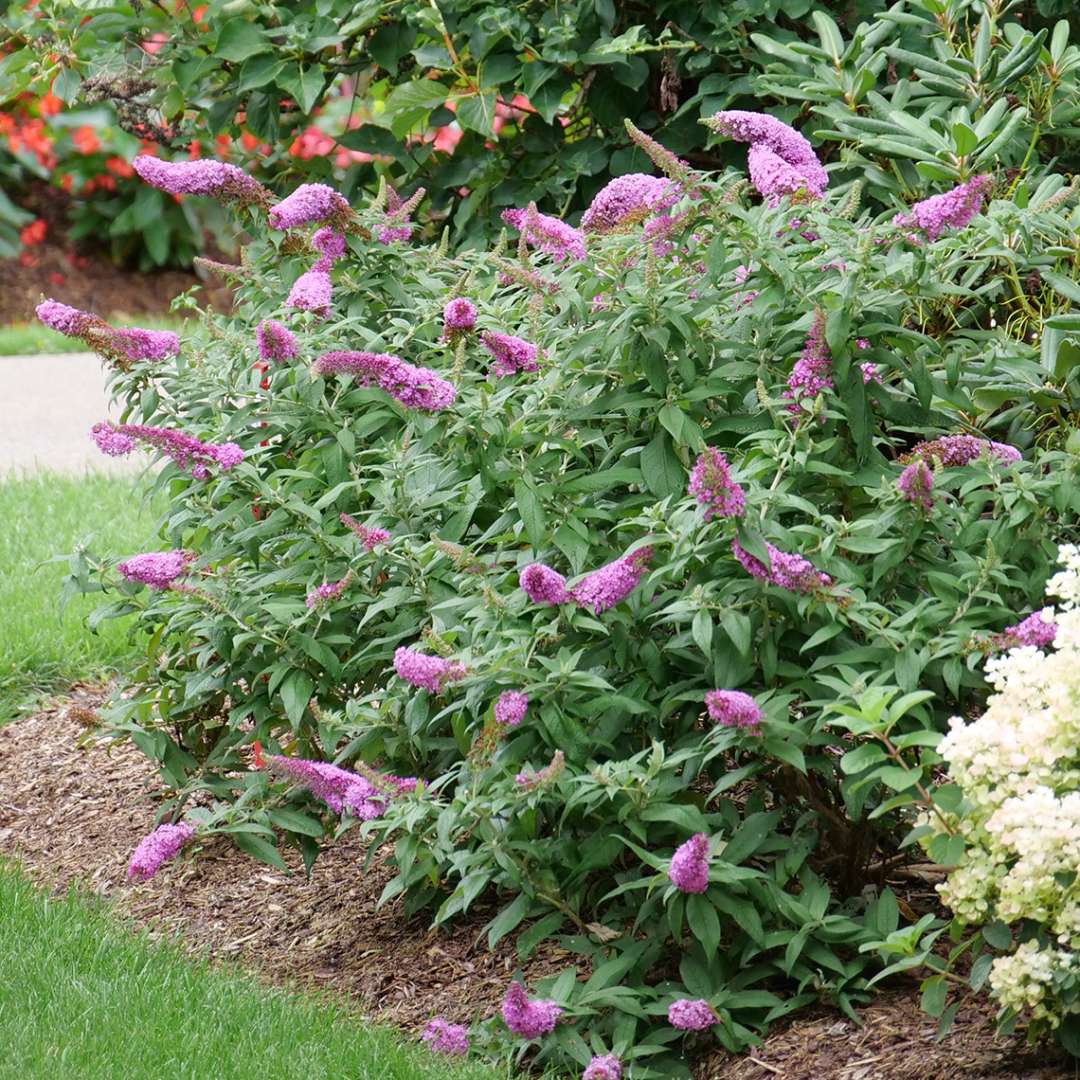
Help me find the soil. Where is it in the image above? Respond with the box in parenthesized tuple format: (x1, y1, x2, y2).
(0, 690, 1074, 1080)
(0, 183, 231, 324)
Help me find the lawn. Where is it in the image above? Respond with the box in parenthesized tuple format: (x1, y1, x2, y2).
(0, 472, 161, 720)
(0, 867, 503, 1080)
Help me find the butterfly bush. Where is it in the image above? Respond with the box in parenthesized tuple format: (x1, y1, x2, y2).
(66, 113, 1080, 1076)
(127, 821, 195, 881)
(923, 547, 1080, 1032)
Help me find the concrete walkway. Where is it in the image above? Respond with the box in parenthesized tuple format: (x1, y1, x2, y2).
(1, 352, 140, 474)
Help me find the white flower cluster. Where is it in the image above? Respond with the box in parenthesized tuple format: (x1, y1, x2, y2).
(930, 546, 1080, 1026)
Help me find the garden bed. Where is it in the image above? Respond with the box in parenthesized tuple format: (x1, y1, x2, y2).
(0, 689, 1069, 1079)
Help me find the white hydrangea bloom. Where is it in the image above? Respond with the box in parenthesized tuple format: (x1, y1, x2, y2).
(929, 546, 1080, 1026)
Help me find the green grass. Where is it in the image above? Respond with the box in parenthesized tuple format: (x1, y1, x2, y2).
(0, 472, 162, 720)
(0, 866, 505, 1080)
(0, 316, 184, 356)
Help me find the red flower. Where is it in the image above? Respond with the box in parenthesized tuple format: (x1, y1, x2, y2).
(38, 90, 62, 117)
(48, 271, 66, 286)
(72, 124, 100, 154)
(19, 218, 46, 246)
(105, 156, 134, 178)
(252, 740, 265, 768)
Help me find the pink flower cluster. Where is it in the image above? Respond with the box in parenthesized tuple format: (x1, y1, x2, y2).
(117, 550, 193, 590)
(707, 111, 828, 206)
(907, 434, 1021, 467)
(306, 574, 351, 609)
(442, 297, 477, 334)
(267, 754, 415, 819)
(898, 459, 934, 511)
(393, 647, 466, 693)
(688, 448, 745, 520)
(313, 351, 455, 412)
(667, 998, 715, 1030)
(501, 207, 587, 261)
(91, 421, 243, 479)
(732, 538, 830, 593)
(420, 1017, 469, 1056)
(705, 689, 763, 731)
(494, 690, 529, 727)
(127, 821, 195, 881)
(501, 981, 562, 1038)
(132, 156, 269, 204)
(268, 183, 349, 229)
(480, 331, 539, 377)
(893, 175, 991, 242)
(339, 513, 390, 550)
(311, 226, 346, 259)
(786, 309, 832, 408)
(287, 267, 333, 315)
(520, 563, 569, 605)
(583, 1054, 622, 1080)
(256, 319, 299, 363)
(995, 609, 1058, 650)
(568, 546, 653, 613)
(668, 832, 710, 893)
(377, 186, 424, 244)
(37, 299, 179, 364)
(580, 173, 676, 233)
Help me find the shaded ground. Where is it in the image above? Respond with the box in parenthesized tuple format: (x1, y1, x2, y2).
(0, 692, 1073, 1078)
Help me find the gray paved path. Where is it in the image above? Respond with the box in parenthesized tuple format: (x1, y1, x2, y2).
(1, 352, 140, 474)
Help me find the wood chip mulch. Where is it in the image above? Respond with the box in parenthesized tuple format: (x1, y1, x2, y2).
(0, 689, 1075, 1079)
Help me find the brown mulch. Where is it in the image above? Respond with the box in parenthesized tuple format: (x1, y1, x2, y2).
(0, 689, 1076, 1079)
(0, 184, 230, 324)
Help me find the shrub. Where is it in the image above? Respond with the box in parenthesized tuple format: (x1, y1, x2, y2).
(7, 1, 1080, 247)
(60, 112, 1080, 1076)
(915, 547, 1080, 1058)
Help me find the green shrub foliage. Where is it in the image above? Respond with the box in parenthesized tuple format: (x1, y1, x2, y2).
(63, 114, 1080, 1075)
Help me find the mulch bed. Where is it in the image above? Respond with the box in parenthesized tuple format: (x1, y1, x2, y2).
(0, 689, 1074, 1079)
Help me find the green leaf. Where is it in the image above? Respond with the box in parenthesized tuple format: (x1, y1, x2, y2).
(268, 807, 324, 837)
(457, 92, 497, 135)
(514, 479, 546, 549)
(692, 609, 713, 658)
(640, 432, 684, 498)
(516, 912, 566, 959)
(487, 893, 529, 949)
(280, 669, 314, 729)
(687, 894, 722, 960)
(920, 975, 948, 1018)
(215, 21, 271, 63)
(840, 742, 887, 774)
(383, 79, 448, 137)
(279, 64, 325, 115)
(232, 832, 288, 870)
(721, 610, 752, 658)
(982, 921, 1011, 950)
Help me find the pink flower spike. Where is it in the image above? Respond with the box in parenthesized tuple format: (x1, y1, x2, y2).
(583, 1054, 622, 1080)
(668, 998, 716, 1031)
(501, 981, 562, 1039)
(668, 832, 710, 893)
(127, 822, 195, 882)
(494, 690, 528, 727)
(705, 689, 763, 731)
(393, 647, 466, 694)
(421, 1018, 469, 1056)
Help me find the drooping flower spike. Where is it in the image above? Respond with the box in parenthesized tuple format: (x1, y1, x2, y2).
(268, 182, 350, 229)
(37, 299, 179, 369)
(501, 981, 562, 1038)
(581, 173, 678, 233)
(91, 422, 243, 479)
(117, 550, 193, 590)
(313, 351, 455, 412)
(732, 538, 830, 594)
(668, 832, 710, 893)
(893, 175, 991, 242)
(127, 821, 195, 881)
(132, 156, 271, 207)
(393, 647, 466, 693)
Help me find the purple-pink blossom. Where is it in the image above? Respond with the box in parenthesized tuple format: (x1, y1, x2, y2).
(340, 513, 390, 550)
(502, 207, 586, 261)
(787, 309, 832, 408)
(90, 422, 243, 478)
(732, 538, 830, 593)
(117, 550, 193, 590)
(132, 156, 268, 203)
(668, 832, 710, 893)
(269, 183, 349, 229)
(480, 331, 539, 377)
(893, 175, 991, 242)
(580, 173, 677, 233)
(393, 647, 466, 693)
(442, 297, 477, 333)
(861, 361, 881, 384)
(668, 998, 716, 1031)
(705, 689, 763, 731)
(907, 435, 1021, 467)
(707, 111, 827, 206)
(37, 299, 178, 363)
(36, 298, 96, 335)
(377, 187, 422, 244)
(520, 563, 568, 605)
(420, 1018, 469, 1056)
(287, 268, 332, 315)
(127, 821, 195, 881)
(311, 227, 346, 259)
(108, 328, 180, 362)
(313, 351, 455, 412)
(306, 574, 351, 609)
(688, 448, 745, 521)
(569, 546, 653, 614)
(494, 690, 528, 727)
(256, 319, 299, 363)
(898, 459, 934, 511)
(501, 982, 562, 1039)
(266, 754, 411, 819)
(996, 609, 1058, 650)
(515, 750, 566, 791)
(583, 1055, 622, 1080)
